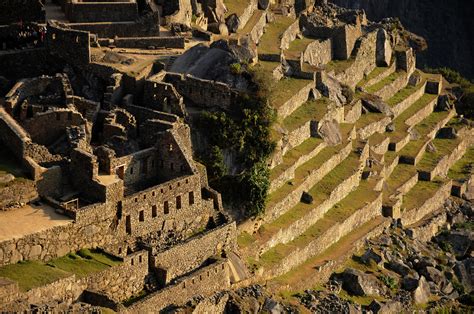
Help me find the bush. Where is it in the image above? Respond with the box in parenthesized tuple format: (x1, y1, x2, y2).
(230, 63, 242, 75)
(379, 274, 398, 290)
(206, 146, 227, 181)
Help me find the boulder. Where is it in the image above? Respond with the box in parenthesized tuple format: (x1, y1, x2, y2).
(368, 300, 402, 313)
(436, 94, 455, 111)
(258, 0, 270, 10)
(301, 191, 314, 204)
(332, 268, 387, 296)
(361, 248, 383, 265)
(401, 276, 419, 291)
(262, 298, 284, 314)
(412, 276, 431, 304)
(316, 72, 347, 107)
(437, 127, 457, 139)
(361, 95, 394, 117)
(225, 14, 240, 33)
(317, 119, 343, 146)
(408, 72, 422, 86)
(385, 259, 411, 276)
(420, 266, 445, 285)
(426, 141, 437, 153)
(386, 123, 395, 133)
(454, 258, 473, 292)
(376, 29, 392, 67)
(435, 230, 472, 258)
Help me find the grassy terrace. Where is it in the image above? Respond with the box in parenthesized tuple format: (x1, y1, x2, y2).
(384, 164, 417, 198)
(417, 138, 462, 172)
(357, 67, 389, 87)
(267, 142, 350, 208)
(402, 180, 444, 211)
(224, 0, 250, 17)
(386, 81, 424, 107)
(270, 137, 324, 182)
(260, 153, 360, 243)
(268, 77, 313, 109)
(355, 112, 385, 130)
(259, 180, 377, 267)
(0, 249, 121, 291)
(389, 94, 437, 142)
(326, 58, 354, 74)
(271, 216, 385, 290)
(285, 37, 314, 60)
(368, 132, 388, 147)
(448, 147, 474, 181)
(365, 71, 403, 94)
(259, 15, 294, 55)
(282, 98, 329, 131)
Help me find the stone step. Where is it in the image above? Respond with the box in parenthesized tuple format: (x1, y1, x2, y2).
(448, 146, 474, 197)
(388, 94, 439, 152)
(417, 136, 467, 181)
(387, 80, 427, 118)
(382, 164, 418, 216)
(258, 15, 295, 59)
(367, 132, 390, 155)
(236, 10, 266, 44)
(268, 77, 315, 119)
(256, 180, 382, 280)
(357, 62, 396, 89)
(264, 141, 353, 224)
(399, 110, 455, 165)
(255, 149, 367, 255)
(365, 70, 408, 101)
(400, 178, 452, 226)
(268, 215, 389, 291)
(355, 112, 391, 140)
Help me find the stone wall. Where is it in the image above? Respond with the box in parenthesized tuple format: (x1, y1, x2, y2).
(164, 73, 236, 110)
(261, 193, 382, 279)
(125, 259, 230, 312)
(277, 79, 314, 119)
(0, 49, 63, 80)
(373, 72, 408, 101)
(112, 37, 185, 49)
(391, 81, 426, 118)
(163, 0, 192, 27)
(333, 30, 377, 88)
(143, 78, 185, 116)
(149, 222, 236, 284)
(261, 153, 365, 254)
(344, 100, 362, 123)
(401, 180, 452, 226)
(265, 141, 352, 223)
(66, 1, 138, 23)
(333, 23, 361, 60)
(247, 11, 267, 44)
(47, 22, 91, 65)
(357, 116, 390, 140)
(363, 62, 396, 88)
(302, 39, 332, 67)
(280, 20, 300, 51)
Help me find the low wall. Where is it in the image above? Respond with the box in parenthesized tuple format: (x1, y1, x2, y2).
(277, 80, 314, 119)
(150, 222, 236, 284)
(47, 22, 90, 65)
(402, 180, 452, 226)
(265, 141, 352, 223)
(261, 194, 382, 279)
(357, 116, 390, 140)
(66, 2, 138, 23)
(302, 38, 332, 67)
(392, 81, 426, 118)
(373, 72, 408, 101)
(280, 20, 300, 51)
(112, 37, 185, 49)
(344, 100, 362, 123)
(125, 260, 230, 312)
(247, 11, 266, 44)
(261, 157, 365, 254)
(363, 62, 396, 88)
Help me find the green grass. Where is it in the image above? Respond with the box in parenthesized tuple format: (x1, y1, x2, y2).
(0, 249, 121, 291)
(270, 137, 324, 182)
(326, 58, 355, 74)
(237, 231, 255, 248)
(268, 77, 313, 109)
(260, 180, 377, 267)
(358, 67, 390, 87)
(261, 153, 360, 243)
(282, 98, 329, 131)
(384, 164, 417, 198)
(224, 0, 251, 17)
(259, 16, 294, 54)
(366, 71, 403, 94)
(285, 37, 314, 60)
(402, 180, 443, 210)
(356, 112, 385, 130)
(448, 147, 474, 181)
(417, 138, 462, 172)
(386, 82, 423, 107)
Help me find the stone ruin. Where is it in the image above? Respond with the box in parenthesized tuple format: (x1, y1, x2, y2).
(0, 0, 472, 312)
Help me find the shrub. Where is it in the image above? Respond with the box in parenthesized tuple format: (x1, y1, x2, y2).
(230, 63, 242, 75)
(379, 274, 398, 290)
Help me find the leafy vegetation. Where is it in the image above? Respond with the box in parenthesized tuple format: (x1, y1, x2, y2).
(196, 68, 276, 217)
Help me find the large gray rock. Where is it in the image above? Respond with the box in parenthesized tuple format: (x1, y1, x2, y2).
(368, 300, 402, 313)
(435, 230, 473, 258)
(301, 191, 314, 204)
(317, 119, 343, 146)
(419, 266, 445, 286)
(385, 259, 411, 276)
(454, 258, 473, 292)
(436, 94, 455, 111)
(376, 28, 392, 66)
(437, 127, 457, 139)
(361, 248, 383, 265)
(332, 268, 387, 296)
(361, 95, 394, 116)
(316, 72, 347, 107)
(258, 0, 270, 10)
(225, 14, 240, 33)
(408, 72, 422, 86)
(412, 276, 431, 304)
